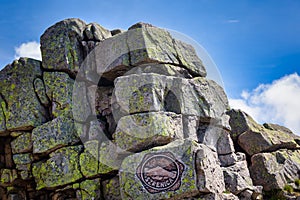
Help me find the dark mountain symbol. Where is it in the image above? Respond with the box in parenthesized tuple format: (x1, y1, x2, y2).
(136, 152, 185, 194)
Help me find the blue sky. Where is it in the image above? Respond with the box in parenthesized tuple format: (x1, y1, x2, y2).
(1, 0, 300, 133)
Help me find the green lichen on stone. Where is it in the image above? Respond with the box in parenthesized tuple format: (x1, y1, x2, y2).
(44, 72, 74, 118)
(113, 112, 183, 152)
(11, 132, 32, 153)
(79, 140, 99, 178)
(76, 178, 102, 200)
(13, 153, 32, 165)
(0, 169, 17, 185)
(32, 145, 83, 190)
(0, 58, 47, 131)
(98, 141, 126, 174)
(32, 113, 80, 154)
(102, 176, 121, 200)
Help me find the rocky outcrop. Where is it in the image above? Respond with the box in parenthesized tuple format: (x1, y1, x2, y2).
(0, 18, 298, 199)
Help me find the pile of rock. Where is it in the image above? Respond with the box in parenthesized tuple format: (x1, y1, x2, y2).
(0, 18, 299, 200)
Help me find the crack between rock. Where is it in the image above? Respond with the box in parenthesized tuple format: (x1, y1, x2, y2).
(41, 67, 76, 80)
(32, 76, 51, 122)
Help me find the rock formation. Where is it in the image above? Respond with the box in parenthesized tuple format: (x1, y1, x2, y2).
(0, 18, 299, 199)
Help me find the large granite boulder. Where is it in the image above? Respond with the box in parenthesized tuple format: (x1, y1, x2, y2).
(83, 22, 206, 82)
(41, 18, 111, 75)
(250, 149, 300, 191)
(0, 58, 47, 133)
(227, 109, 300, 156)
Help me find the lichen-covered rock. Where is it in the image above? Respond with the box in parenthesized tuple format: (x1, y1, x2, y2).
(93, 23, 206, 81)
(113, 74, 226, 122)
(98, 141, 127, 173)
(32, 113, 80, 154)
(0, 58, 47, 133)
(11, 132, 32, 154)
(227, 109, 300, 156)
(0, 97, 6, 134)
(13, 153, 33, 180)
(102, 176, 122, 200)
(79, 140, 99, 178)
(32, 145, 83, 190)
(113, 112, 183, 152)
(119, 139, 225, 200)
(41, 18, 111, 75)
(223, 160, 254, 195)
(250, 149, 300, 191)
(74, 178, 102, 200)
(0, 169, 17, 186)
(44, 72, 74, 118)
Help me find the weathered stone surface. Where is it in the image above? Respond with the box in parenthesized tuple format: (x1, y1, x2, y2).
(0, 169, 17, 186)
(32, 114, 80, 154)
(102, 176, 122, 200)
(250, 149, 300, 191)
(0, 58, 46, 133)
(219, 153, 237, 167)
(79, 140, 99, 178)
(189, 77, 229, 122)
(226, 109, 256, 142)
(113, 112, 183, 152)
(223, 160, 253, 195)
(120, 139, 225, 199)
(227, 109, 300, 156)
(74, 178, 102, 200)
(0, 97, 6, 133)
(239, 122, 299, 156)
(113, 74, 227, 122)
(197, 123, 233, 152)
(44, 72, 74, 118)
(94, 23, 206, 81)
(197, 193, 239, 200)
(196, 144, 225, 194)
(41, 18, 111, 75)
(125, 63, 193, 78)
(72, 81, 92, 122)
(11, 132, 32, 154)
(33, 77, 50, 107)
(32, 145, 83, 190)
(98, 141, 127, 173)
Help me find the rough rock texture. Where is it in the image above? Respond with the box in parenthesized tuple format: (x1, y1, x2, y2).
(0, 18, 299, 199)
(0, 58, 47, 133)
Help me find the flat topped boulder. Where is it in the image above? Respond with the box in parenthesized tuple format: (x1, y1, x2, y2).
(0, 58, 47, 134)
(83, 22, 206, 82)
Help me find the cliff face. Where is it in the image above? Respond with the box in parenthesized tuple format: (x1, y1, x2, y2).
(0, 18, 300, 200)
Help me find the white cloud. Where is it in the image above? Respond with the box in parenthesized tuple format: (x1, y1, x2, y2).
(226, 19, 240, 23)
(229, 73, 300, 135)
(14, 41, 41, 61)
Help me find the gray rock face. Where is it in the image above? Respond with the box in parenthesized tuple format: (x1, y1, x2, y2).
(32, 145, 83, 190)
(113, 112, 183, 152)
(227, 109, 300, 156)
(41, 18, 111, 75)
(0, 58, 47, 133)
(250, 149, 300, 191)
(223, 160, 254, 195)
(92, 23, 206, 81)
(32, 113, 80, 154)
(113, 74, 228, 123)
